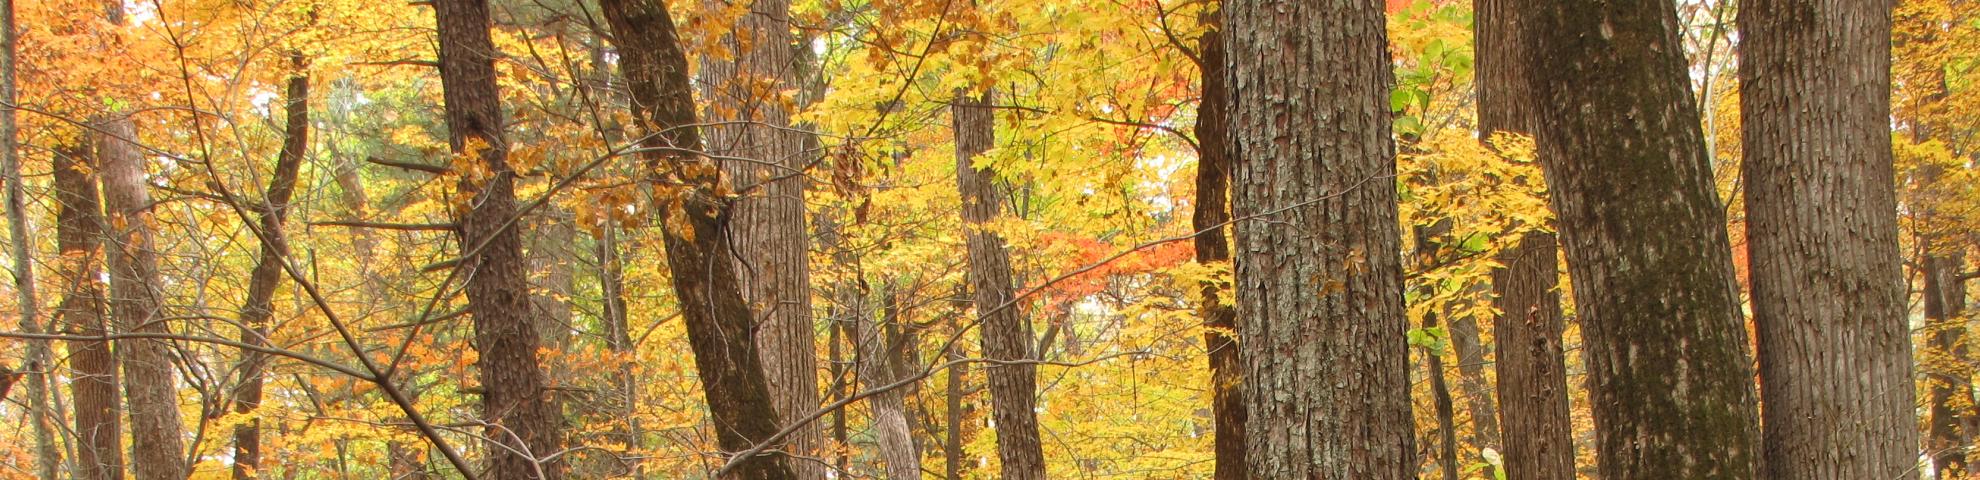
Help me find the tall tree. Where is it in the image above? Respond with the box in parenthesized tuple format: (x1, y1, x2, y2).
(229, 55, 309, 480)
(953, 89, 1048, 480)
(1191, 21, 1245, 480)
(57, 140, 122, 480)
(1741, 2, 1918, 477)
(1223, 0, 1413, 476)
(1523, 0, 1762, 477)
(99, 113, 189, 480)
(595, 0, 795, 477)
(0, 0, 57, 475)
(431, 0, 565, 476)
(1473, 0, 1575, 477)
(696, 0, 822, 472)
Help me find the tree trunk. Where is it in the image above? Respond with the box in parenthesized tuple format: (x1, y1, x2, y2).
(1523, 0, 1762, 477)
(697, 0, 823, 470)
(952, 89, 1049, 480)
(1738, 2, 1919, 478)
(97, 116, 190, 480)
(598, 224, 641, 477)
(1448, 315, 1499, 464)
(595, 0, 795, 477)
(1473, 0, 1575, 477)
(944, 292, 974, 480)
(57, 140, 123, 480)
(431, 0, 565, 476)
(1222, 0, 1414, 477)
(230, 56, 308, 480)
(856, 287, 922, 479)
(1190, 22, 1245, 480)
(2, 0, 57, 474)
(1490, 234, 1576, 479)
(1926, 250, 1971, 477)
(1424, 311, 1460, 480)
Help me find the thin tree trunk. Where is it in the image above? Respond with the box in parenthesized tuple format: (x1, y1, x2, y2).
(1523, 0, 1762, 477)
(595, 0, 795, 477)
(1, 0, 57, 474)
(1739, 1, 1919, 478)
(598, 224, 640, 477)
(57, 139, 123, 480)
(1448, 315, 1499, 465)
(230, 55, 308, 480)
(1926, 249, 1971, 477)
(1473, 0, 1575, 476)
(97, 115, 190, 480)
(952, 89, 1048, 480)
(857, 286, 921, 479)
(1424, 311, 1460, 480)
(696, 1, 823, 473)
(1223, 0, 1414, 477)
(431, 0, 565, 476)
(944, 291, 973, 480)
(1190, 21, 1245, 480)
(1489, 234, 1576, 479)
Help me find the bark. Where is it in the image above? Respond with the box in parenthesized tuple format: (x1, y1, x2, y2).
(1738, 2, 1919, 478)
(431, 0, 565, 476)
(97, 116, 189, 480)
(952, 89, 1048, 480)
(696, 1, 822, 474)
(528, 211, 576, 350)
(1523, 0, 1762, 477)
(1190, 23, 1245, 480)
(1223, 0, 1414, 477)
(1473, 0, 1575, 477)
(595, 0, 795, 477)
(1, 0, 57, 475)
(1424, 311, 1460, 480)
(57, 140, 123, 480)
(231, 57, 308, 480)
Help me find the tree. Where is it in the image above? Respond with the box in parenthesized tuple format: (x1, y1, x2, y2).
(952, 88, 1048, 480)
(98, 115, 189, 480)
(1523, 0, 1762, 477)
(431, 0, 566, 476)
(1191, 20, 1244, 480)
(595, 0, 795, 476)
(1223, 0, 1414, 476)
(696, 0, 822, 472)
(0, 0, 57, 475)
(229, 54, 309, 480)
(1473, 0, 1575, 477)
(56, 139, 122, 480)
(1740, 1, 1918, 477)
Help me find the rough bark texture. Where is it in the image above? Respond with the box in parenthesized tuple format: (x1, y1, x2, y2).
(97, 116, 190, 480)
(57, 140, 123, 480)
(231, 60, 308, 480)
(1738, 1, 1919, 478)
(1523, 1, 1762, 477)
(596, 0, 795, 477)
(431, 0, 566, 476)
(695, 4, 822, 474)
(1191, 24, 1246, 480)
(1489, 234, 1576, 480)
(1222, 0, 1414, 477)
(952, 89, 1048, 480)
(1473, 0, 1575, 477)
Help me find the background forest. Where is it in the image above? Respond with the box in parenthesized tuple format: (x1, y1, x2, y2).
(0, 0, 1972, 478)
